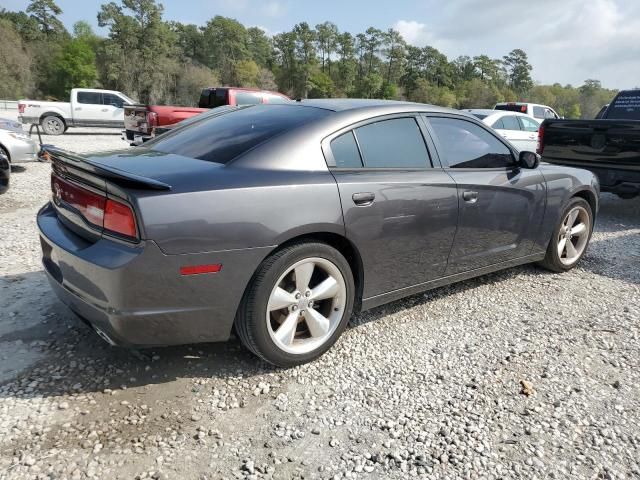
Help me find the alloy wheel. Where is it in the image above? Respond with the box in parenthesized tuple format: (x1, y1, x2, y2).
(266, 257, 346, 355)
(557, 205, 590, 266)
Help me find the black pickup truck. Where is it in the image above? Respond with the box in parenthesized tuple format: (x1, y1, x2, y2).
(538, 89, 640, 199)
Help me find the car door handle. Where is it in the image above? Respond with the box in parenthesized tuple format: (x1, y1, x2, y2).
(101, 108, 109, 112)
(463, 191, 478, 203)
(352, 192, 375, 206)
(75, 107, 81, 111)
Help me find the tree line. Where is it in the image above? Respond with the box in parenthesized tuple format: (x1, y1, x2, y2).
(0, 0, 617, 118)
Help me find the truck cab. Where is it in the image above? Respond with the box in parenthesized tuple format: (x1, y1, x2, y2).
(18, 88, 135, 135)
(494, 102, 560, 121)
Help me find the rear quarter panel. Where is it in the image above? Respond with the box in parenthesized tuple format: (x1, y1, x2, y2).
(137, 168, 345, 255)
(534, 164, 600, 252)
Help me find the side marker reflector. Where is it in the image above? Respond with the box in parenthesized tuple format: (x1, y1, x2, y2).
(180, 264, 222, 276)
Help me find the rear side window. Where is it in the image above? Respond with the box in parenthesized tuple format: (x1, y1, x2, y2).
(428, 117, 515, 169)
(606, 91, 640, 120)
(532, 106, 545, 119)
(235, 91, 262, 105)
(501, 115, 521, 131)
(492, 118, 505, 129)
(354, 118, 430, 168)
(77, 92, 102, 105)
(263, 94, 290, 104)
(147, 105, 331, 164)
(331, 132, 363, 168)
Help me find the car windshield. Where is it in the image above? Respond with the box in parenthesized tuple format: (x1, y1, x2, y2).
(147, 105, 332, 164)
(606, 91, 640, 120)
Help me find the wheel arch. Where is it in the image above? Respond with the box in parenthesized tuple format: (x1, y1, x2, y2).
(0, 143, 9, 161)
(571, 188, 597, 217)
(39, 112, 67, 125)
(238, 231, 365, 321)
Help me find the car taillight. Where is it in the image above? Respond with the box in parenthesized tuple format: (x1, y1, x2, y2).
(148, 111, 158, 128)
(104, 198, 137, 238)
(18, 103, 25, 114)
(52, 174, 105, 227)
(536, 125, 545, 155)
(51, 173, 138, 240)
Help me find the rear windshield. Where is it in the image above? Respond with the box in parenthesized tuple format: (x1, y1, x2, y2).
(606, 91, 640, 120)
(147, 105, 331, 164)
(495, 104, 528, 114)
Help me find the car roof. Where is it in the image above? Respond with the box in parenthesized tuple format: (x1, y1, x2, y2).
(465, 109, 537, 119)
(296, 98, 459, 114)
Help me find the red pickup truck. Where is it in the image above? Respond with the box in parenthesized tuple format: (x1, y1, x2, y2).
(123, 87, 290, 143)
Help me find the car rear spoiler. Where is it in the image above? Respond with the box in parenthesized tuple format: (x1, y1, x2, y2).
(39, 145, 172, 191)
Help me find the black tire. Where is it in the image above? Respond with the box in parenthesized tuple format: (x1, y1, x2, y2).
(41, 115, 66, 135)
(538, 197, 593, 272)
(0, 145, 9, 162)
(236, 241, 355, 367)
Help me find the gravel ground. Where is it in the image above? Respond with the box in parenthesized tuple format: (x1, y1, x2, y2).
(1, 129, 639, 480)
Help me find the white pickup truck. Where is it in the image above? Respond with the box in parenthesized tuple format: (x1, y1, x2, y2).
(18, 88, 136, 135)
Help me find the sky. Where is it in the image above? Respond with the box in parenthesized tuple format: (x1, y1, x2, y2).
(3, 0, 639, 89)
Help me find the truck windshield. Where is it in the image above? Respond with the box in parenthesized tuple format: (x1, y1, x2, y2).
(606, 91, 640, 120)
(146, 105, 332, 164)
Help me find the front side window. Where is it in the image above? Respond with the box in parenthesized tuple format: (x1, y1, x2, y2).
(428, 117, 515, 169)
(103, 93, 124, 108)
(77, 92, 102, 105)
(330, 131, 362, 168)
(354, 118, 430, 168)
(519, 116, 540, 132)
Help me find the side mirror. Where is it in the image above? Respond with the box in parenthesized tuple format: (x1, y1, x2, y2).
(519, 151, 540, 169)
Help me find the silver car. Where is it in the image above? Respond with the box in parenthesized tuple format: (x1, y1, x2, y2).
(0, 118, 39, 163)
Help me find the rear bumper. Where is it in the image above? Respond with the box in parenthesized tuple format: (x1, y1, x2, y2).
(18, 115, 39, 125)
(38, 202, 271, 347)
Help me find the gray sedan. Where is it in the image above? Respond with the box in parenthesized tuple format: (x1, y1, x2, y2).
(38, 100, 599, 366)
(0, 118, 39, 163)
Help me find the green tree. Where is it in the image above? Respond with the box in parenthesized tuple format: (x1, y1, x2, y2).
(201, 16, 249, 85)
(26, 0, 65, 37)
(0, 19, 33, 98)
(98, 0, 177, 103)
(315, 21, 338, 75)
(502, 49, 533, 94)
(235, 59, 260, 87)
(247, 27, 273, 68)
(51, 38, 97, 96)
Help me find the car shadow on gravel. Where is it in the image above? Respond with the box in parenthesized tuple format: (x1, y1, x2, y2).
(0, 272, 279, 401)
(350, 263, 547, 328)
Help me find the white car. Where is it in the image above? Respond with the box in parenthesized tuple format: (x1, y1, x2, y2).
(18, 88, 136, 135)
(0, 118, 38, 163)
(465, 109, 541, 152)
(494, 102, 560, 121)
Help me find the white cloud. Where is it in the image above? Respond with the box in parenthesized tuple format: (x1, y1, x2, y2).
(393, 0, 640, 89)
(262, 1, 286, 18)
(393, 20, 429, 46)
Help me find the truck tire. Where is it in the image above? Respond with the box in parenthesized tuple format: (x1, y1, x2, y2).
(41, 116, 66, 135)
